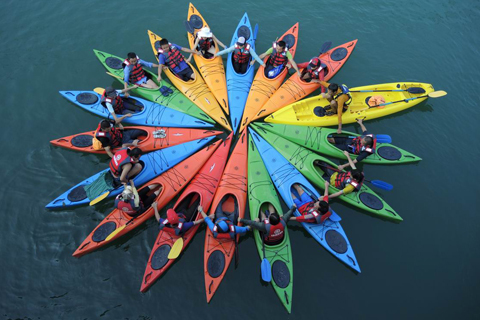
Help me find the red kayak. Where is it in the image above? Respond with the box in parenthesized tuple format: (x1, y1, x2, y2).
(203, 131, 248, 302)
(72, 141, 219, 258)
(140, 133, 233, 292)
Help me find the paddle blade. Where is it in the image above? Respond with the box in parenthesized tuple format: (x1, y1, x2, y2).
(428, 90, 447, 98)
(105, 225, 126, 242)
(93, 87, 105, 95)
(184, 20, 194, 34)
(406, 87, 426, 94)
(106, 71, 123, 80)
(167, 237, 184, 259)
(89, 191, 110, 206)
(253, 24, 259, 40)
(319, 41, 332, 55)
(376, 134, 392, 144)
(261, 258, 272, 282)
(369, 180, 393, 191)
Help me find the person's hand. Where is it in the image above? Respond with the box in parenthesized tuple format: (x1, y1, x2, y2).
(290, 217, 296, 221)
(254, 218, 260, 222)
(186, 56, 192, 63)
(250, 60, 255, 66)
(208, 214, 215, 220)
(297, 70, 301, 77)
(337, 164, 345, 170)
(247, 226, 252, 231)
(151, 201, 157, 208)
(132, 139, 139, 146)
(325, 181, 330, 187)
(125, 113, 132, 118)
(222, 44, 227, 50)
(291, 204, 297, 209)
(157, 75, 162, 82)
(337, 128, 342, 134)
(196, 51, 202, 56)
(130, 180, 135, 187)
(197, 205, 203, 212)
(356, 118, 363, 124)
(132, 84, 139, 89)
(343, 150, 350, 156)
(124, 92, 130, 98)
(238, 218, 242, 223)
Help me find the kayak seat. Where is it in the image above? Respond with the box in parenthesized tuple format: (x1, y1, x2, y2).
(105, 57, 123, 70)
(76, 93, 98, 105)
(207, 250, 225, 278)
(367, 95, 386, 107)
(92, 221, 116, 242)
(359, 193, 384, 210)
(377, 146, 401, 160)
(67, 185, 88, 202)
(272, 260, 290, 289)
(325, 230, 348, 254)
(189, 14, 203, 29)
(151, 244, 171, 270)
(330, 47, 348, 61)
(71, 135, 93, 148)
(237, 25, 251, 40)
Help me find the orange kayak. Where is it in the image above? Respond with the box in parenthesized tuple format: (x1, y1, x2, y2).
(187, 3, 230, 115)
(140, 134, 233, 292)
(204, 131, 248, 302)
(256, 39, 358, 120)
(50, 126, 221, 155)
(147, 30, 231, 131)
(72, 141, 219, 258)
(238, 23, 299, 133)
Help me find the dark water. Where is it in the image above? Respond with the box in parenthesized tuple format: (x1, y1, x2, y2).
(1, 0, 479, 318)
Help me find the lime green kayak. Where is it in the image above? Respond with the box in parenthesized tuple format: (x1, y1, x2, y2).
(247, 133, 294, 313)
(252, 124, 402, 221)
(93, 49, 215, 124)
(253, 122, 421, 164)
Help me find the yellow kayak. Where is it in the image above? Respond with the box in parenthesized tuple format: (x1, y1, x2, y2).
(187, 3, 229, 116)
(265, 82, 438, 126)
(147, 30, 231, 131)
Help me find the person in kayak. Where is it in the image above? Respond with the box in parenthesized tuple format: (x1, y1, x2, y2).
(327, 118, 376, 169)
(215, 36, 264, 74)
(115, 180, 161, 217)
(315, 151, 365, 199)
(198, 205, 251, 239)
(319, 81, 352, 134)
(101, 86, 142, 123)
(156, 38, 200, 82)
(154, 206, 205, 236)
(109, 147, 143, 188)
(193, 27, 226, 59)
(238, 204, 295, 245)
(288, 182, 332, 223)
(94, 119, 144, 158)
(256, 40, 301, 79)
(123, 52, 160, 90)
(299, 57, 325, 83)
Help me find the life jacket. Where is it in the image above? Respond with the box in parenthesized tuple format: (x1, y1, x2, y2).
(264, 218, 286, 244)
(269, 42, 288, 67)
(212, 217, 236, 239)
(304, 62, 325, 80)
(162, 213, 187, 236)
(123, 56, 146, 84)
(233, 43, 251, 64)
(158, 44, 186, 70)
(334, 172, 363, 191)
(348, 134, 377, 155)
(198, 38, 214, 51)
(114, 194, 143, 216)
(298, 202, 323, 224)
(101, 91, 124, 114)
(109, 148, 135, 177)
(333, 84, 352, 105)
(94, 121, 123, 149)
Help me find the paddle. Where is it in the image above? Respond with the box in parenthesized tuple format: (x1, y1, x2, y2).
(319, 41, 332, 55)
(253, 24, 259, 41)
(89, 191, 110, 206)
(105, 225, 126, 242)
(184, 20, 194, 34)
(167, 237, 184, 259)
(375, 134, 392, 144)
(94, 87, 105, 95)
(261, 238, 272, 282)
(368, 90, 447, 109)
(350, 87, 426, 94)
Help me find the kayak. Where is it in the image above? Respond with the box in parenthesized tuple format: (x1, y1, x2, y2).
(259, 40, 358, 117)
(187, 3, 230, 115)
(253, 122, 422, 164)
(251, 124, 402, 221)
(51, 127, 221, 155)
(204, 131, 248, 302)
(265, 82, 435, 126)
(237, 22, 299, 133)
(59, 90, 213, 128)
(247, 133, 293, 313)
(250, 129, 360, 272)
(147, 30, 232, 131)
(140, 134, 233, 292)
(72, 141, 219, 257)
(45, 136, 214, 209)
(225, 13, 257, 133)
(93, 49, 215, 124)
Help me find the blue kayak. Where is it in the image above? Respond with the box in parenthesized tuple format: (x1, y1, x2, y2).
(226, 13, 258, 133)
(250, 129, 360, 273)
(59, 90, 213, 128)
(45, 136, 215, 209)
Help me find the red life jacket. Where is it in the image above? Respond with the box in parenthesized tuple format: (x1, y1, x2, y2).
(264, 218, 286, 244)
(212, 218, 236, 239)
(349, 134, 377, 155)
(123, 56, 146, 84)
(233, 43, 251, 64)
(94, 121, 123, 147)
(114, 194, 143, 216)
(158, 44, 186, 70)
(298, 202, 323, 224)
(162, 213, 187, 236)
(101, 91, 125, 114)
(109, 148, 135, 177)
(269, 42, 288, 67)
(304, 63, 324, 80)
(198, 38, 214, 51)
(334, 172, 363, 191)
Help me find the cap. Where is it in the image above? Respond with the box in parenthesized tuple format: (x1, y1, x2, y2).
(167, 209, 179, 224)
(198, 27, 212, 38)
(308, 57, 320, 69)
(105, 86, 117, 97)
(236, 36, 246, 45)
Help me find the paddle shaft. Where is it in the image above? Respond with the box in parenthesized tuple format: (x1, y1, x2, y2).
(368, 91, 443, 109)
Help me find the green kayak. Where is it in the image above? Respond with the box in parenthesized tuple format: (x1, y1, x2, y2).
(253, 122, 421, 164)
(93, 49, 215, 124)
(252, 124, 402, 221)
(247, 133, 294, 313)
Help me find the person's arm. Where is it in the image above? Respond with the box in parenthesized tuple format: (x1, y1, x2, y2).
(139, 59, 158, 69)
(238, 218, 267, 232)
(249, 48, 266, 67)
(215, 46, 234, 57)
(319, 81, 330, 92)
(234, 225, 251, 235)
(324, 181, 330, 198)
(286, 52, 301, 76)
(356, 118, 367, 133)
(212, 34, 226, 49)
(130, 180, 140, 208)
(193, 37, 201, 51)
(123, 67, 130, 89)
(252, 48, 271, 65)
(343, 151, 357, 170)
(282, 205, 297, 222)
(104, 146, 115, 158)
(114, 113, 132, 125)
(153, 202, 161, 222)
(180, 46, 200, 55)
(119, 163, 133, 185)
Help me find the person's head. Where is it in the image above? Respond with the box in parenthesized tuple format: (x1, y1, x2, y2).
(268, 212, 280, 225)
(236, 36, 246, 47)
(361, 136, 374, 147)
(104, 86, 117, 98)
(275, 40, 286, 52)
(351, 169, 364, 182)
(308, 57, 320, 69)
(319, 200, 329, 214)
(167, 208, 179, 225)
(121, 186, 134, 201)
(159, 39, 170, 52)
(128, 147, 143, 162)
(328, 83, 339, 94)
(215, 220, 229, 233)
(100, 119, 112, 131)
(198, 27, 212, 38)
(127, 52, 138, 64)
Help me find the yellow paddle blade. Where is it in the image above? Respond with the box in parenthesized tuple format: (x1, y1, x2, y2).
(89, 191, 110, 206)
(93, 87, 105, 95)
(428, 90, 447, 98)
(167, 237, 184, 259)
(105, 225, 126, 242)
(106, 71, 123, 80)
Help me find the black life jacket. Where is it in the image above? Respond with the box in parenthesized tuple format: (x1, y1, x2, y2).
(198, 38, 214, 51)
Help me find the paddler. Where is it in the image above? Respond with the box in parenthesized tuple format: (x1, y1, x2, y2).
(154, 206, 205, 236)
(193, 27, 227, 59)
(288, 182, 332, 223)
(215, 36, 265, 74)
(93, 119, 144, 158)
(239, 204, 295, 245)
(319, 81, 352, 134)
(101, 86, 142, 123)
(156, 38, 200, 82)
(256, 40, 301, 79)
(299, 57, 325, 83)
(115, 180, 161, 217)
(109, 147, 143, 188)
(198, 205, 251, 239)
(122, 52, 160, 90)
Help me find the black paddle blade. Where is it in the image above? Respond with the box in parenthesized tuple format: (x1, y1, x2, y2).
(407, 87, 426, 94)
(319, 41, 332, 55)
(184, 20, 194, 34)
